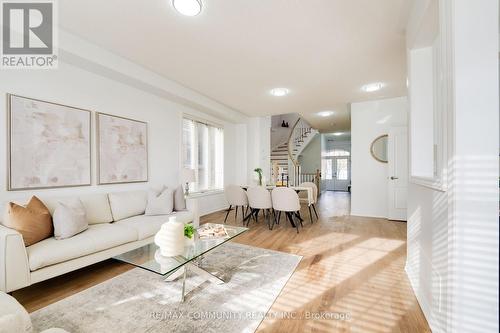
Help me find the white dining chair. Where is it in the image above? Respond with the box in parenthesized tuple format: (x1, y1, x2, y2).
(271, 187, 303, 233)
(246, 186, 274, 229)
(298, 182, 319, 224)
(224, 185, 249, 223)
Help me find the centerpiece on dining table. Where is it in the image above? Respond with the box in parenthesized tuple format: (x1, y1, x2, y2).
(254, 167, 264, 186)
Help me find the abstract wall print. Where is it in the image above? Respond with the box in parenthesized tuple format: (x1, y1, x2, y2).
(7, 94, 92, 190)
(97, 113, 148, 184)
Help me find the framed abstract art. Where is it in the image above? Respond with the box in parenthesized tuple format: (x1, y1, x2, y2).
(96, 112, 148, 184)
(7, 94, 92, 190)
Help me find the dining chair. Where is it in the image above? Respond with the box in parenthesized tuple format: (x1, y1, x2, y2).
(298, 182, 319, 224)
(224, 185, 249, 223)
(271, 187, 303, 233)
(246, 186, 274, 229)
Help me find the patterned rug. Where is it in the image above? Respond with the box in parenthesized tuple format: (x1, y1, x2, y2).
(31, 243, 301, 333)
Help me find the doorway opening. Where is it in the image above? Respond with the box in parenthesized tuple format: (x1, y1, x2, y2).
(321, 134, 351, 192)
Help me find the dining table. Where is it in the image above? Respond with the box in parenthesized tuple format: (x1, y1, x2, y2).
(240, 185, 313, 226)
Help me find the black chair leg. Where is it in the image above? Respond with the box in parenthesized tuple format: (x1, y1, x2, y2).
(235, 205, 239, 221)
(247, 209, 258, 227)
(277, 211, 281, 225)
(286, 212, 299, 233)
(312, 204, 319, 219)
(266, 209, 272, 230)
(246, 209, 253, 227)
(224, 205, 232, 223)
(270, 210, 277, 230)
(308, 205, 314, 224)
(296, 211, 304, 227)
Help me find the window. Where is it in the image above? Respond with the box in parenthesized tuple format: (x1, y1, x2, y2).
(336, 158, 349, 180)
(407, 0, 446, 191)
(182, 117, 224, 192)
(322, 148, 350, 157)
(321, 159, 333, 180)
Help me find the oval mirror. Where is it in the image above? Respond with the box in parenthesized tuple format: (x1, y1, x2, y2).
(370, 134, 388, 163)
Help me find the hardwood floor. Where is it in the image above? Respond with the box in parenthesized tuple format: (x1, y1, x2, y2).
(13, 191, 430, 333)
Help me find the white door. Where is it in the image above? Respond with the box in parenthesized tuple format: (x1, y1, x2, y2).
(333, 157, 350, 191)
(322, 159, 335, 190)
(322, 157, 350, 191)
(387, 126, 408, 221)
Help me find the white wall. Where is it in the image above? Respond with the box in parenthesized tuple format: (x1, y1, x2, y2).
(270, 113, 299, 128)
(270, 127, 290, 150)
(451, 0, 499, 329)
(298, 134, 321, 173)
(405, 1, 499, 332)
(350, 97, 407, 218)
(246, 116, 271, 184)
(0, 30, 252, 217)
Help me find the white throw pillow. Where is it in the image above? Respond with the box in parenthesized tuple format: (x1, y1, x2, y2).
(108, 190, 148, 221)
(173, 185, 186, 211)
(146, 188, 173, 216)
(78, 194, 113, 224)
(53, 200, 88, 240)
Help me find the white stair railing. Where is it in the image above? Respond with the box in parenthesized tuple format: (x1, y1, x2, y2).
(287, 118, 313, 185)
(287, 118, 311, 165)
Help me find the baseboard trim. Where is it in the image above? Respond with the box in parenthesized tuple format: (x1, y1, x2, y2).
(200, 206, 227, 217)
(349, 213, 388, 219)
(405, 262, 444, 333)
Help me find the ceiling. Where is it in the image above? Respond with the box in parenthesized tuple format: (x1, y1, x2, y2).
(59, 0, 410, 130)
(324, 132, 351, 141)
(301, 103, 351, 133)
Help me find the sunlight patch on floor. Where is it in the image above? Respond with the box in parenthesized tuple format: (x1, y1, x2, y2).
(257, 235, 407, 332)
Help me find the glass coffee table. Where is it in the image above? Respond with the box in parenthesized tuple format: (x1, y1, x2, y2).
(113, 223, 248, 302)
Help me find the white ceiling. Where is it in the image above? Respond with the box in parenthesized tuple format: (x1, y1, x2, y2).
(59, 0, 410, 129)
(301, 103, 351, 133)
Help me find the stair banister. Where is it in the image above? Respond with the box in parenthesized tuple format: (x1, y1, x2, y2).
(287, 118, 301, 167)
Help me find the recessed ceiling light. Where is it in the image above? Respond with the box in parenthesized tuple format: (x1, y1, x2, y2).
(317, 111, 334, 117)
(333, 132, 343, 136)
(172, 0, 202, 16)
(361, 82, 384, 92)
(270, 88, 290, 97)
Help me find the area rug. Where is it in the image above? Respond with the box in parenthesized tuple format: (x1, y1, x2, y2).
(31, 243, 302, 333)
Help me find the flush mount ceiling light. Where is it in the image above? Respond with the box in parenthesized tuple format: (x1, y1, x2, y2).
(317, 111, 334, 117)
(172, 0, 202, 16)
(361, 82, 384, 92)
(333, 132, 343, 136)
(270, 88, 290, 97)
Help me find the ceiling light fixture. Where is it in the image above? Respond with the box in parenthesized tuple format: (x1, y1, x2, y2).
(333, 132, 343, 136)
(361, 82, 384, 92)
(317, 111, 334, 117)
(270, 88, 290, 97)
(172, 0, 202, 16)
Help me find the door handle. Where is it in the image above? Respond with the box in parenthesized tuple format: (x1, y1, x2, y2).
(390, 176, 399, 180)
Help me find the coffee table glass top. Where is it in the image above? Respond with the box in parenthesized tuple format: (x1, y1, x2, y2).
(113, 223, 248, 276)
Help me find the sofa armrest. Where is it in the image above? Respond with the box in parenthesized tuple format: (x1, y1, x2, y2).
(0, 225, 30, 292)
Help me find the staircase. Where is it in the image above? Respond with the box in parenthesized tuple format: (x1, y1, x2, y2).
(270, 118, 317, 185)
(270, 143, 290, 182)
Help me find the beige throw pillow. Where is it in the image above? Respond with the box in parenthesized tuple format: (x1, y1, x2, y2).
(146, 187, 173, 216)
(53, 200, 88, 240)
(3, 196, 53, 246)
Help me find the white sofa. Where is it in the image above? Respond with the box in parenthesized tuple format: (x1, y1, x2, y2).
(0, 190, 193, 293)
